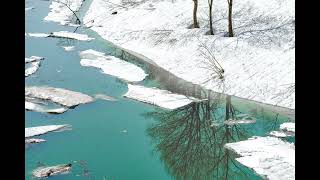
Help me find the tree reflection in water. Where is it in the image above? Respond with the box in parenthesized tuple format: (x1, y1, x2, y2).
(146, 94, 262, 180)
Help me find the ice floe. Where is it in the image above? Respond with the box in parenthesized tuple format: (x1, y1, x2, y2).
(25, 124, 71, 138)
(44, 0, 83, 26)
(50, 31, 94, 41)
(225, 136, 295, 180)
(62, 46, 75, 51)
(25, 56, 44, 77)
(25, 86, 94, 107)
(123, 84, 200, 110)
(25, 101, 68, 114)
(28, 33, 50, 38)
(25, 138, 46, 144)
(25, 7, 34, 11)
(32, 163, 72, 178)
(25, 56, 44, 63)
(80, 49, 147, 82)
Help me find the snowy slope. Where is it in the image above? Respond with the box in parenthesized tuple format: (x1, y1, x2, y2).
(83, 0, 295, 110)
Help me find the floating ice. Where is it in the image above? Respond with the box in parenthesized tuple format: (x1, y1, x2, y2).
(25, 138, 46, 144)
(28, 33, 50, 38)
(25, 86, 94, 107)
(25, 56, 44, 63)
(225, 136, 295, 180)
(80, 49, 147, 82)
(224, 119, 256, 126)
(124, 84, 200, 110)
(25, 124, 71, 138)
(94, 94, 117, 101)
(62, 46, 75, 51)
(50, 31, 94, 41)
(32, 164, 72, 178)
(25, 101, 68, 114)
(25, 61, 41, 77)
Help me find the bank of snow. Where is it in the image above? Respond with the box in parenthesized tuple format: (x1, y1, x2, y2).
(225, 136, 295, 180)
(44, 0, 84, 25)
(124, 84, 200, 109)
(83, 0, 295, 110)
(80, 49, 147, 82)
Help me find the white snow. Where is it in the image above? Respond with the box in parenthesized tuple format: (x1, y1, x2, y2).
(124, 84, 199, 109)
(225, 136, 295, 180)
(25, 101, 68, 114)
(25, 86, 94, 107)
(280, 122, 295, 133)
(25, 124, 71, 138)
(44, 0, 84, 25)
(25, 138, 46, 144)
(84, 0, 295, 110)
(28, 33, 50, 38)
(25, 56, 44, 63)
(25, 61, 41, 77)
(79, 49, 147, 82)
(50, 31, 94, 41)
(269, 130, 294, 137)
(25, 7, 34, 11)
(32, 164, 71, 178)
(62, 46, 75, 51)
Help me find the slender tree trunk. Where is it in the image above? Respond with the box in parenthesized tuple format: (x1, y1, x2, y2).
(193, 0, 200, 28)
(225, 95, 231, 120)
(228, 0, 234, 37)
(208, 1, 214, 35)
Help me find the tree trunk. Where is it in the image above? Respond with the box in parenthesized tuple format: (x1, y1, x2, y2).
(193, 0, 200, 28)
(225, 95, 231, 120)
(209, 3, 214, 35)
(228, 0, 234, 37)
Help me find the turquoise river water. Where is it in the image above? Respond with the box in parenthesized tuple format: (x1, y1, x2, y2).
(25, 0, 294, 179)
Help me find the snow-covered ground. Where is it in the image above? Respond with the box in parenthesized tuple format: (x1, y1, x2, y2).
(83, 0, 295, 110)
(44, 0, 84, 25)
(225, 136, 295, 180)
(79, 49, 147, 82)
(124, 84, 200, 109)
(27, 31, 94, 41)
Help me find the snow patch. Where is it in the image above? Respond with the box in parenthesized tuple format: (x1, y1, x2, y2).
(280, 122, 295, 133)
(225, 136, 295, 180)
(50, 31, 94, 41)
(32, 164, 72, 178)
(79, 49, 147, 82)
(44, 0, 84, 26)
(123, 84, 200, 109)
(25, 86, 94, 107)
(25, 124, 71, 138)
(62, 46, 75, 51)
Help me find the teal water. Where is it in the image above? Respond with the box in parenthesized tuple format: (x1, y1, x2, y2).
(25, 1, 294, 179)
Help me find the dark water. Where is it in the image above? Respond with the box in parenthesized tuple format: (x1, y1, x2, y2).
(25, 0, 293, 179)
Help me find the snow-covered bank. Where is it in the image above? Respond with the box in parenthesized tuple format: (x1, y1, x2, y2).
(225, 136, 295, 180)
(25, 86, 94, 107)
(83, 0, 295, 110)
(44, 0, 84, 25)
(25, 124, 71, 138)
(79, 49, 147, 82)
(124, 84, 200, 109)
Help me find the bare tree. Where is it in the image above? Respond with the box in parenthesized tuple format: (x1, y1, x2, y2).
(54, 0, 81, 25)
(208, 0, 214, 35)
(227, 0, 234, 37)
(192, 0, 200, 28)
